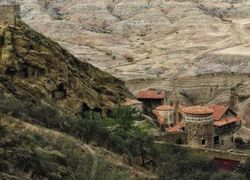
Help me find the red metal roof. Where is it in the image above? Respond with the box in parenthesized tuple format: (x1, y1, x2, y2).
(137, 89, 166, 99)
(181, 106, 213, 115)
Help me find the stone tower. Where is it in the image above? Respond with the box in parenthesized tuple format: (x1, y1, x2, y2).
(182, 106, 214, 148)
(0, 0, 20, 27)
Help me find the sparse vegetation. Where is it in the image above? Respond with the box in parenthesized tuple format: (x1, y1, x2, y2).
(105, 50, 112, 56)
(155, 143, 248, 180)
(0, 117, 131, 179)
(70, 112, 105, 144)
(124, 54, 134, 62)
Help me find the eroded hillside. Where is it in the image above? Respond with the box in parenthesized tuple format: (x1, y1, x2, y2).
(16, 0, 250, 80)
(0, 20, 132, 115)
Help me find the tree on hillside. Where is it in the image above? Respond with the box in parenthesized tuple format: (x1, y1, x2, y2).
(127, 128, 157, 166)
(110, 106, 137, 138)
(71, 112, 103, 144)
(104, 106, 157, 166)
(156, 144, 216, 180)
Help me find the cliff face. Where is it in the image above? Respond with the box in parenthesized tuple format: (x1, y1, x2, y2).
(0, 21, 132, 114)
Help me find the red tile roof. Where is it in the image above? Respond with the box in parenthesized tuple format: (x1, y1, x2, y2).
(155, 105, 175, 111)
(153, 110, 165, 125)
(166, 121, 184, 133)
(209, 105, 229, 121)
(181, 106, 213, 115)
(154, 103, 241, 130)
(137, 89, 166, 99)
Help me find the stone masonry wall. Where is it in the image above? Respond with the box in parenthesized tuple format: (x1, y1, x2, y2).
(185, 114, 214, 148)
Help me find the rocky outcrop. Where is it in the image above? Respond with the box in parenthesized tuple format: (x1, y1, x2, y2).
(0, 21, 132, 115)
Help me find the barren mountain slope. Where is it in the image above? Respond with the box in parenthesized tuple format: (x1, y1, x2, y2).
(16, 0, 250, 80)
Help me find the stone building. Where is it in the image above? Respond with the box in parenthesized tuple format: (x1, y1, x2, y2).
(211, 105, 241, 149)
(137, 88, 167, 116)
(154, 104, 241, 149)
(153, 105, 175, 128)
(0, 4, 20, 27)
(181, 106, 214, 148)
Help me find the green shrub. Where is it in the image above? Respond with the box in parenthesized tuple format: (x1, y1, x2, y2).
(70, 112, 104, 144)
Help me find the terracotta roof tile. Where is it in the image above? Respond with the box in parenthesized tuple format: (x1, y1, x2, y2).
(137, 89, 166, 99)
(166, 121, 184, 133)
(155, 105, 175, 111)
(155, 104, 241, 130)
(181, 106, 213, 115)
(209, 105, 229, 121)
(153, 110, 165, 125)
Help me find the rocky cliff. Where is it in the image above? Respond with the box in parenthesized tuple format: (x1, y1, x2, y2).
(0, 20, 132, 115)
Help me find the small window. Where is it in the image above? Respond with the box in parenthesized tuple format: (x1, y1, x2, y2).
(231, 137, 234, 142)
(202, 139, 206, 145)
(221, 140, 224, 145)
